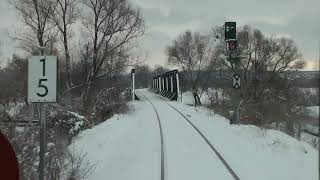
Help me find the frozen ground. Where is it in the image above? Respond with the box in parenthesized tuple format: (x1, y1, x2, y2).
(69, 99, 161, 180)
(301, 106, 319, 119)
(69, 89, 318, 180)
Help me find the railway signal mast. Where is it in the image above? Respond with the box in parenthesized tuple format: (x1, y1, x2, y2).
(131, 68, 135, 101)
(225, 22, 241, 124)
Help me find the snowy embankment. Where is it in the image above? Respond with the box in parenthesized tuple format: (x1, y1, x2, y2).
(69, 89, 318, 180)
(69, 100, 161, 180)
(166, 101, 318, 180)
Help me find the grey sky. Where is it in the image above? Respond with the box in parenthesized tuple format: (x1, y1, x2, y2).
(132, 0, 320, 70)
(1, 0, 319, 70)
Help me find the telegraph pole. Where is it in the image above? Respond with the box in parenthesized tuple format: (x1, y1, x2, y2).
(224, 22, 241, 124)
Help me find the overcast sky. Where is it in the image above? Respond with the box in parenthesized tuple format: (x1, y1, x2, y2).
(0, 0, 319, 70)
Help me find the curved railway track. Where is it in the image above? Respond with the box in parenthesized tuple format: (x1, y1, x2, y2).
(141, 94, 165, 180)
(163, 101, 240, 180)
(141, 92, 240, 180)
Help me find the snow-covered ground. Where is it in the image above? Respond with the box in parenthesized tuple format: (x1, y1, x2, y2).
(69, 98, 162, 180)
(141, 92, 235, 180)
(165, 100, 318, 180)
(179, 88, 228, 106)
(182, 89, 319, 149)
(69, 89, 318, 180)
(300, 106, 319, 119)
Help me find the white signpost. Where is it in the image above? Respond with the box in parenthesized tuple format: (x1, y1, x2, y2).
(28, 56, 57, 102)
(28, 56, 57, 180)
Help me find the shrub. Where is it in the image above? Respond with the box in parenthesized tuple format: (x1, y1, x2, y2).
(1, 103, 91, 180)
(94, 87, 129, 122)
(47, 105, 89, 140)
(58, 148, 96, 180)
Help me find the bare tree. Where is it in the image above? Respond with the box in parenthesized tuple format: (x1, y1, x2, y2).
(51, 0, 79, 94)
(11, 0, 58, 55)
(153, 65, 169, 75)
(166, 30, 212, 106)
(210, 25, 306, 128)
(79, 0, 144, 108)
(135, 64, 152, 88)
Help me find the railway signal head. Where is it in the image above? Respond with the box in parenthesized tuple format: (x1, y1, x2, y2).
(225, 22, 236, 41)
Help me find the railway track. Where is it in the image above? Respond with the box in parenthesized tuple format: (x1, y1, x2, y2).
(163, 100, 240, 180)
(141, 92, 240, 180)
(141, 94, 165, 180)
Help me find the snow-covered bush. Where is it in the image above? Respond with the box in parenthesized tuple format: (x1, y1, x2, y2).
(0, 103, 91, 179)
(2, 125, 63, 180)
(47, 105, 88, 139)
(1, 126, 39, 179)
(297, 106, 319, 119)
(297, 88, 319, 106)
(0, 101, 26, 120)
(0, 105, 11, 120)
(301, 133, 319, 149)
(205, 87, 232, 117)
(59, 148, 96, 180)
(206, 88, 230, 107)
(94, 87, 129, 122)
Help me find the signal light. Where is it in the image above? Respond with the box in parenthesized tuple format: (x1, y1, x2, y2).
(225, 22, 236, 41)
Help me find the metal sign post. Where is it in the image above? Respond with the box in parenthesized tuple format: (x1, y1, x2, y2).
(176, 73, 180, 102)
(229, 57, 241, 124)
(39, 103, 46, 180)
(28, 56, 57, 180)
(131, 68, 135, 101)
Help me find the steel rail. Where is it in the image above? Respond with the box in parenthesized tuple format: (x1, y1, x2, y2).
(141, 94, 165, 180)
(164, 101, 240, 180)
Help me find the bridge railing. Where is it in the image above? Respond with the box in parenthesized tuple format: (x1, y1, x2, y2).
(151, 70, 179, 101)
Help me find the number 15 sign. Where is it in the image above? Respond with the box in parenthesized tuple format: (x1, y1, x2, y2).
(28, 56, 57, 102)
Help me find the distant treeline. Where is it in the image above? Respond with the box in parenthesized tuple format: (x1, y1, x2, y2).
(177, 69, 319, 91)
